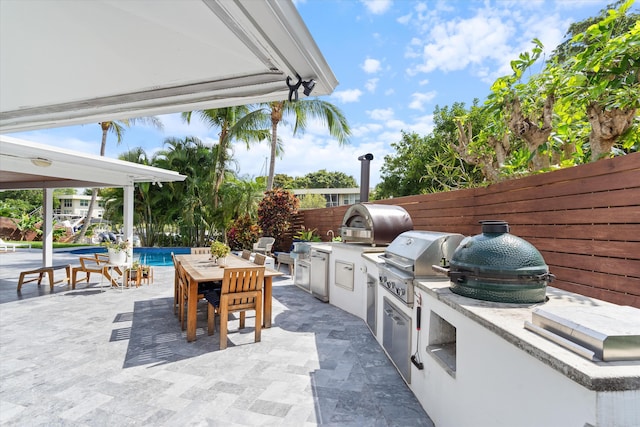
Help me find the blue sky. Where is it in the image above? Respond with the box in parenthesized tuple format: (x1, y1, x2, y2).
(8, 0, 619, 187)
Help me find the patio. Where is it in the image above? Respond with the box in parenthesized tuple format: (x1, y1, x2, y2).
(0, 250, 433, 426)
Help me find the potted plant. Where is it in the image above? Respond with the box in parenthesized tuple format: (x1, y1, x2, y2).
(103, 239, 131, 265)
(210, 240, 231, 266)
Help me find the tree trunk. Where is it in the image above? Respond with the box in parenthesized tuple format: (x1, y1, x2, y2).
(74, 124, 109, 243)
(587, 103, 637, 161)
(507, 94, 554, 170)
(454, 120, 502, 183)
(267, 102, 283, 191)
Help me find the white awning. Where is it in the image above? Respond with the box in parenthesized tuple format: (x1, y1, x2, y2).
(0, 0, 337, 133)
(0, 135, 186, 190)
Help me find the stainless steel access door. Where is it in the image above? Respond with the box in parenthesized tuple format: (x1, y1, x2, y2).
(294, 259, 311, 292)
(383, 297, 411, 383)
(310, 250, 329, 302)
(366, 273, 377, 336)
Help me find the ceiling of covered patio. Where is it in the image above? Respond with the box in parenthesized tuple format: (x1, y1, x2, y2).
(0, 0, 337, 190)
(0, 0, 337, 133)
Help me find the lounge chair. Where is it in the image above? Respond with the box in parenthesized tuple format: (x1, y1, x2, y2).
(0, 238, 31, 252)
(71, 256, 120, 288)
(252, 237, 275, 256)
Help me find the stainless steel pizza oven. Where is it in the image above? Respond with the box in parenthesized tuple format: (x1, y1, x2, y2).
(340, 203, 413, 245)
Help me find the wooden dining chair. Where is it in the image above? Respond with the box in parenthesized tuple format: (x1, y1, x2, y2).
(253, 253, 266, 266)
(241, 249, 251, 260)
(206, 266, 265, 350)
(171, 252, 180, 314)
(191, 247, 210, 255)
(175, 257, 219, 332)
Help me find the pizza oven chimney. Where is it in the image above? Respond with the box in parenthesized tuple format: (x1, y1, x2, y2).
(358, 153, 374, 202)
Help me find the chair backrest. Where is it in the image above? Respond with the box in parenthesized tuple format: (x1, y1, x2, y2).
(255, 237, 275, 249)
(78, 256, 104, 273)
(253, 253, 266, 266)
(191, 247, 210, 255)
(241, 249, 251, 260)
(220, 267, 265, 309)
(95, 253, 109, 263)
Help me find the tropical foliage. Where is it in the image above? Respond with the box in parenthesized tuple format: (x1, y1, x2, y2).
(257, 189, 299, 251)
(75, 117, 164, 243)
(377, 1, 638, 196)
(226, 215, 262, 251)
(258, 99, 351, 190)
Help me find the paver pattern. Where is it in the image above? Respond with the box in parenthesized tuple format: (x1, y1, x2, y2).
(0, 250, 433, 426)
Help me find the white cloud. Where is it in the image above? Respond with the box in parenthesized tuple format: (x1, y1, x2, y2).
(362, 58, 382, 74)
(361, 0, 392, 15)
(367, 108, 394, 121)
(365, 78, 379, 93)
(331, 89, 364, 103)
(397, 13, 412, 24)
(352, 123, 384, 138)
(410, 10, 515, 75)
(408, 91, 437, 111)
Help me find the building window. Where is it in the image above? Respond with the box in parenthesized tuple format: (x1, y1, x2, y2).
(80, 200, 89, 207)
(325, 194, 339, 207)
(63, 200, 72, 208)
(342, 194, 358, 205)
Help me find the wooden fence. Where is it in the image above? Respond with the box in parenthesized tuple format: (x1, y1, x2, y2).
(293, 152, 640, 308)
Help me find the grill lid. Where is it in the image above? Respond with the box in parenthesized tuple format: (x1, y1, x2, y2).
(340, 203, 413, 245)
(447, 220, 553, 303)
(384, 230, 465, 278)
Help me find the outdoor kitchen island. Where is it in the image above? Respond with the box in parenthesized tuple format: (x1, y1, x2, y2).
(410, 280, 640, 427)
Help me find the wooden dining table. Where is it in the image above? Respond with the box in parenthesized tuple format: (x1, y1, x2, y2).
(175, 253, 283, 342)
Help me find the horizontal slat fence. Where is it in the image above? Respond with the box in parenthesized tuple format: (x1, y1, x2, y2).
(294, 152, 640, 308)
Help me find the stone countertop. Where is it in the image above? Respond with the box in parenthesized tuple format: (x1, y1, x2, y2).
(362, 252, 385, 264)
(415, 280, 640, 392)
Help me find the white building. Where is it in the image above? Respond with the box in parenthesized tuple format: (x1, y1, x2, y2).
(292, 188, 361, 208)
(56, 194, 104, 219)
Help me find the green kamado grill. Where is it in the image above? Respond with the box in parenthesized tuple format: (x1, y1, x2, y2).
(439, 220, 554, 304)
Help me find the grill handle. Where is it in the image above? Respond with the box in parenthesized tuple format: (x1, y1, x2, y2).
(432, 264, 466, 283)
(384, 256, 413, 271)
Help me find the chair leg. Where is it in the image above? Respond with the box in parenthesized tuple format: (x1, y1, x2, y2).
(180, 286, 186, 331)
(219, 306, 228, 350)
(255, 292, 262, 344)
(207, 304, 216, 336)
(239, 311, 246, 329)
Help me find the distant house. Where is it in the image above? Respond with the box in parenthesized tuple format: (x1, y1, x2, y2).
(56, 195, 105, 219)
(291, 188, 361, 208)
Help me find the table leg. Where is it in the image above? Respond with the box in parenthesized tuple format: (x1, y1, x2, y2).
(263, 277, 273, 328)
(186, 279, 198, 342)
(47, 270, 54, 291)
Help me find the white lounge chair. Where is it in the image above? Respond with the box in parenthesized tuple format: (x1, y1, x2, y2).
(0, 238, 31, 252)
(253, 237, 275, 255)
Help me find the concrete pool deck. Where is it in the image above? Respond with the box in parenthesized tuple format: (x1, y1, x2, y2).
(0, 249, 434, 426)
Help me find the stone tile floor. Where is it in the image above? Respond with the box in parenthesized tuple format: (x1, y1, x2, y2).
(0, 249, 434, 426)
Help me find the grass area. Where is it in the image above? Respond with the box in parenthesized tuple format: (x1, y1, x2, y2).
(4, 240, 98, 250)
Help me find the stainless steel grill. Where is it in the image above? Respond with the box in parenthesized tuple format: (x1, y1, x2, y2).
(379, 230, 465, 306)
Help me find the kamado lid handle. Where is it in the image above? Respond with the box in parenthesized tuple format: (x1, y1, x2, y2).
(479, 220, 509, 234)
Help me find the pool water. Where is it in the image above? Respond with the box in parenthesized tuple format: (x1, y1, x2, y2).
(70, 247, 191, 266)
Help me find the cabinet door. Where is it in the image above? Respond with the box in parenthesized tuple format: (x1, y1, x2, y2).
(335, 260, 354, 290)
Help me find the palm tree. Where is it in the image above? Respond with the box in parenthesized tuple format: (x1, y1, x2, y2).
(74, 117, 164, 243)
(261, 99, 351, 190)
(155, 136, 216, 246)
(182, 107, 270, 208)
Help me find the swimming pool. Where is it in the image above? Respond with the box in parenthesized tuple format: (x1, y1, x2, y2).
(70, 247, 191, 266)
